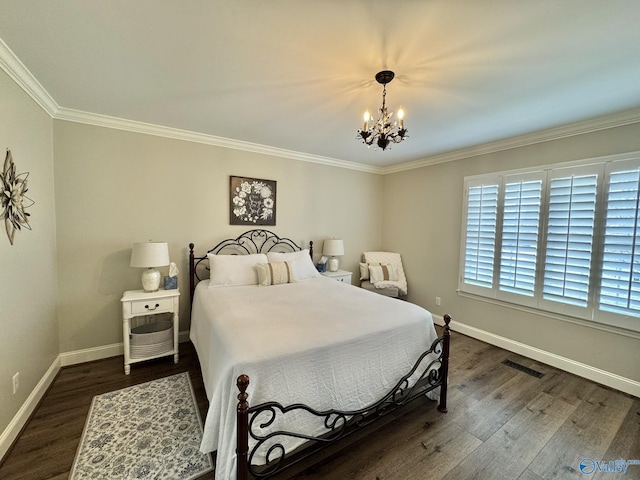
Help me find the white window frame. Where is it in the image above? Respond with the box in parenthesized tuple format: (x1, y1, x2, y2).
(537, 164, 602, 320)
(458, 151, 640, 334)
(495, 171, 544, 309)
(460, 175, 500, 297)
(595, 160, 640, 332)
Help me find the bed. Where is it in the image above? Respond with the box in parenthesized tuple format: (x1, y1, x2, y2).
(188, 230, 451, 480)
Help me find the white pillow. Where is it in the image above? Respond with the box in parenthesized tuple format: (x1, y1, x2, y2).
(359, 262, 369, 280)
(359, 261, 380, 280)
(266, 249, 320, 280)
(207, 253, 268, 287)
(256, 261, 296, 286)
(369, 264, 399, 284)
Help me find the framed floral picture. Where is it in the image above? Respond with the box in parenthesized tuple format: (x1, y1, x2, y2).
(230, 176, 277, 226)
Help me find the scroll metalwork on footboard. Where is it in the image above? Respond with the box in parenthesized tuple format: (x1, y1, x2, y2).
(236, 314, 452, 480)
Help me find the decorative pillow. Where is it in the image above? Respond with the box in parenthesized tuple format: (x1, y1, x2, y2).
(359, 262, 369, 280)
(368, 264, 399, 284)
(207, 253, 268, 287)
(266, 249, 320, 280)
(256, 261, 296, 286)
(359, 262, 380, 280)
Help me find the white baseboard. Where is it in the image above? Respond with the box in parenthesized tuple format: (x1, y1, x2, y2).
(433, 315, 640, 398)
(59, 330, 192, 366)
(1, 330, 193, 462)
(0, 356, 61, 461)
(59, 342, 123, 367)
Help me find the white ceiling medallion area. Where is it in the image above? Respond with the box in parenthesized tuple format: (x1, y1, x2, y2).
(1, 38, 639, 176)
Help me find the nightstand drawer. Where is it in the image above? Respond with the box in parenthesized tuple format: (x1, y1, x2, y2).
(130, 297, 173, 315)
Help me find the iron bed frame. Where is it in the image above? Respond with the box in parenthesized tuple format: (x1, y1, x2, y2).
(188, 229, 451, 480)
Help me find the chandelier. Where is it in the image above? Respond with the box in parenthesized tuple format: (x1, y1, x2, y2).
(357, 70, 408, 150)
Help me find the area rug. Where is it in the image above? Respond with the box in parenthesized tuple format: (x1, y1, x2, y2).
(70, 372, 213, 480)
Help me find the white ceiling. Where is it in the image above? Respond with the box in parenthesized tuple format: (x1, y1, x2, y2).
(1, 1, 640, 170)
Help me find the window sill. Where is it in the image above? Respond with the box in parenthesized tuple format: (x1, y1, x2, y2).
(457, 290, 640, 340)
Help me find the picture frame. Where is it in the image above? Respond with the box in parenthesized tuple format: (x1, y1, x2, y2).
(229, 176, 277, 226)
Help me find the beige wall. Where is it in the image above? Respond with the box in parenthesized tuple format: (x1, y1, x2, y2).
(53, 120, 383, 352)
(382, 123, 640, 382)
(0, 69, 58, 432)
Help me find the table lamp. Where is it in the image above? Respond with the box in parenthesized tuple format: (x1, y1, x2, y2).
(323, 239, 344, 272)
(130, 242, 170, 292)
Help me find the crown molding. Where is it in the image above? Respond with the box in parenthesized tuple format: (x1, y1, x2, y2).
(3, 36, 639, 177)
(0, 37, 380, 174)
(54, 107, 384, 174)
(57, 104, 640, 177)
(382, 107, 640, 175)
(0, 38, 59, 116)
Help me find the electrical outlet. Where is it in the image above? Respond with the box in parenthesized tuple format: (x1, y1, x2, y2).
(12, 372, 19, 394)
(435, 296, 441, 306)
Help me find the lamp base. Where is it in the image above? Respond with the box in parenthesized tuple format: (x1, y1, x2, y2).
(328, 257, 339, 272)
(141, 267, 161, 292)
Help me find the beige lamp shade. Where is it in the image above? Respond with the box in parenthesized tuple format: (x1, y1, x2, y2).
(130, 242, 170, 267)
(130, 242, 170, 291)
(323, 239, 344, 256)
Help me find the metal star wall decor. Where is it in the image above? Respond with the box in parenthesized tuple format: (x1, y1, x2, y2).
(1, 149, 34, 245)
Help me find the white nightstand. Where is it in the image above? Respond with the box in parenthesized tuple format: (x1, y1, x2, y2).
(321, 269, 352, 284)
(121, 288, 180, 375)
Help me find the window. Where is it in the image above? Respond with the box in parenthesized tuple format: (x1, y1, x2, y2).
(459, 153, 640, 333)
(599, 169, 640, 317)
(463, 182, 498, 289)
(542, 171, 597, 308)
(499, 177, 542, 297)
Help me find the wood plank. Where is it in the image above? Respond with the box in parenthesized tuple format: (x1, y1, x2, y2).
(441, 392, 575, 480)
(592, 396, 640, 480)
(447, 341, 511, 395)
(537, 367, 598, 407)
(528, 385, 633, 480)
(449, 367, 546, 441)
(517, 469, 545, 480)
(337, 397, 481, 480)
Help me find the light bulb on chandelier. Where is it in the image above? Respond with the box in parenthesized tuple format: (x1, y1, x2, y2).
(357, 70, 408, 151)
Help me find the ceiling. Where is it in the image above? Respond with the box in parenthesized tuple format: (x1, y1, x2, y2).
(1, 1, 640, 170)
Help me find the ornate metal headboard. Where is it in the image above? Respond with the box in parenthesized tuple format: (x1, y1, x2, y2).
(189, 229, 313, 303)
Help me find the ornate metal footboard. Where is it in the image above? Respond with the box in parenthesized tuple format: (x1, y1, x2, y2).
(236, 314, 452, 480)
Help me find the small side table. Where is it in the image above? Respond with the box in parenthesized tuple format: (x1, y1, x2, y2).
(321, 269, 353, 284)
(121, 288, 180, 375)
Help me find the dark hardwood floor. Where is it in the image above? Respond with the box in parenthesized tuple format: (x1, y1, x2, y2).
(1, 331, 638, 480)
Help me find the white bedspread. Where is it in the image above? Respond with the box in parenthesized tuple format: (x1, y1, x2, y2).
(190, 276, 438, 480)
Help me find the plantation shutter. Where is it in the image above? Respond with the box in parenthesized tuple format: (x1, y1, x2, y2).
(499, 179, 542, 296)
(463, 183, 499, 288)
(599, 169, 640, 317)
(542, 174, 598, 307)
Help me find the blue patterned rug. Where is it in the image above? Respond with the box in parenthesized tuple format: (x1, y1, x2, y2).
(70, 372, 213, 480)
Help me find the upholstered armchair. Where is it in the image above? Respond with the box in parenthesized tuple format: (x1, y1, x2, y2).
(359, 251, 407, 299)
